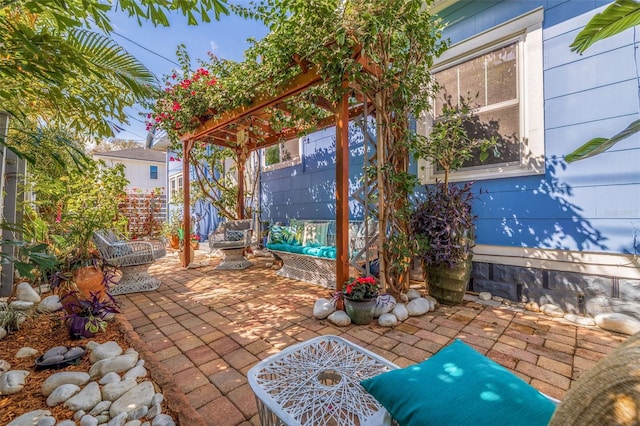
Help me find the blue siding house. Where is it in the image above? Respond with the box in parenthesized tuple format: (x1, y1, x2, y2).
(259, 1, 640, 318)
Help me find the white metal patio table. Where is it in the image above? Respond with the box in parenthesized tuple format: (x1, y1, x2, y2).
(248, 335, 399, 426)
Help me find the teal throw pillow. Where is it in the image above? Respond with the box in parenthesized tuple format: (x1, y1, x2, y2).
(360, 339, 556, 426)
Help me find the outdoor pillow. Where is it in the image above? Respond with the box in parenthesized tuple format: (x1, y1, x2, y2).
(360, 339, 556, 426)
(289, 219, 306, 243)
(113, 242, 133, 256)
(268, 225, 300, 245)
(302, 222, 329, 247)
(302, 222, 322, 247)
(225, 229, 245, 241)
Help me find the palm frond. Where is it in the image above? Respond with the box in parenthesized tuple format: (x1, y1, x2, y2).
(571, 0, 640, 54)
(565, 118, 640, 162)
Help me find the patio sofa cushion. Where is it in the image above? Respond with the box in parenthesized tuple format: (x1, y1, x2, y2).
(265, 243, 336, 259)
(268, 225, 301, 246)
(360, 339, 556, 426)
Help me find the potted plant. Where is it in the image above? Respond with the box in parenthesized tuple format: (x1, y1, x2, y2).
(411, 95, 496, 304)
(62, 290, 120, 339)
(190, 233, 200, 250)
(340, 276, 380, 325)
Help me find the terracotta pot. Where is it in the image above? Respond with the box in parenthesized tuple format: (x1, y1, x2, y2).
(169, 234, 180, 249)
(72, 265, 106, 300)
(190, 240, 199, 250)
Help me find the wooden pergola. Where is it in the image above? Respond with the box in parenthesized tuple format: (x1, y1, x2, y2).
(178, 54, 379, 291)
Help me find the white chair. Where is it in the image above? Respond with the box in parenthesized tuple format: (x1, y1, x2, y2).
(92, 230, 165, 295)
(208, 219, 253, 270)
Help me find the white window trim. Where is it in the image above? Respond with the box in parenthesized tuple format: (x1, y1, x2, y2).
(169, 173, 183, 203)
(418, 7, 545, 184)
(262, 137, 303, 171)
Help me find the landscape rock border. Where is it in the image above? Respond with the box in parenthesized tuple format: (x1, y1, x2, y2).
(314, 290, 640, 336)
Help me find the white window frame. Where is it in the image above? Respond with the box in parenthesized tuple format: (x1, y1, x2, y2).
(169, 173, 183, 203)
(418, 7, 545, 184)
(262, 137, 303, 171)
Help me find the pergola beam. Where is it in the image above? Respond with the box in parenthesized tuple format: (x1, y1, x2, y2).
(181, 65, 322, 143)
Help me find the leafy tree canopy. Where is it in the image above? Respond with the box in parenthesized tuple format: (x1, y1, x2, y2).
(0, 0, 229, 143)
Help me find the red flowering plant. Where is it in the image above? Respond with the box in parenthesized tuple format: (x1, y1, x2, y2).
(342, 276, 380, 301)
(190, 233, 200, 242)
(146, 48, 259, 144)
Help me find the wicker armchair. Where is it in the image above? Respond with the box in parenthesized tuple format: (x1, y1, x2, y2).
(92, 230, 166, 295)
(208, 219, 253, 270)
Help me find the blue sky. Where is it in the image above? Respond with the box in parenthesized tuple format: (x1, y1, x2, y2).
(108, 8, 268, 142)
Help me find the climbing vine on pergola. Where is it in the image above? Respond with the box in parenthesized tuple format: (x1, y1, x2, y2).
(149, 0, 447, 296)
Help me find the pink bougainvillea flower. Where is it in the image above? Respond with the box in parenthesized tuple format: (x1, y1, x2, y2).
(207, 78, 217, 86)
(172, 101, 181, 112)
(180, 79, 191, 89)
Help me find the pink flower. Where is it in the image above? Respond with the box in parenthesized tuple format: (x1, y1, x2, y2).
(207, 78, 217, 86)
(172, 101, 181, 112)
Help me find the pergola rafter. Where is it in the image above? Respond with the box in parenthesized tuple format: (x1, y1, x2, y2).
(178, 54, 378, 292)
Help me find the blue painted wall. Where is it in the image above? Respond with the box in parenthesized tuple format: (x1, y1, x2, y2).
(260, 123, 368, 225)
(259, 1, 640, 256)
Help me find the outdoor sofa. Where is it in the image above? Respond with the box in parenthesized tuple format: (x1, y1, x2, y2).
(265, 219, 378, 288)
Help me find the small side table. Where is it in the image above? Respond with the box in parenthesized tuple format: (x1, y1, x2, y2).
(248, 335, 398, 426)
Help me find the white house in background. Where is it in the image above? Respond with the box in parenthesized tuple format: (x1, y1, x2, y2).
(93, 148, 168, 236)
(93, 148, 166, 192)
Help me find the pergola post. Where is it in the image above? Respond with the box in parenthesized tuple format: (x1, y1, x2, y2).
(335, 84, 350, 293)
(181, 139, 193, 267)
(236, 130, 247, 220)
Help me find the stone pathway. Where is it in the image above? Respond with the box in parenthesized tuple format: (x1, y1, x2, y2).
(117, 250, 628, 426)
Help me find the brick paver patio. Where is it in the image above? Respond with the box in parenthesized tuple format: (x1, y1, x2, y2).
(117, 250, 628, 425)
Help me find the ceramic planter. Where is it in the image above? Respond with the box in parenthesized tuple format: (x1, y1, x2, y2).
(344, 297, 377, 325)
(426, 255, 473, 305)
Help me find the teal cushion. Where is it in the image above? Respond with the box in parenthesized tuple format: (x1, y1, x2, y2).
(266, 243, 336, 259)
(360, 339, 556, 426)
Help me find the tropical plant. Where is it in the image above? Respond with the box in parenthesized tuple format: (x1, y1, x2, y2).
(1, 0, 228, 138)
(27, 159, 129, 268)
(411, 95, 494, 268)
(0, 304, 32, 333)
(412, 95, 498, 187)
(567, 0, 640, 162)
(411, 182, 476, 268)
(62, 290, 120, 337)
